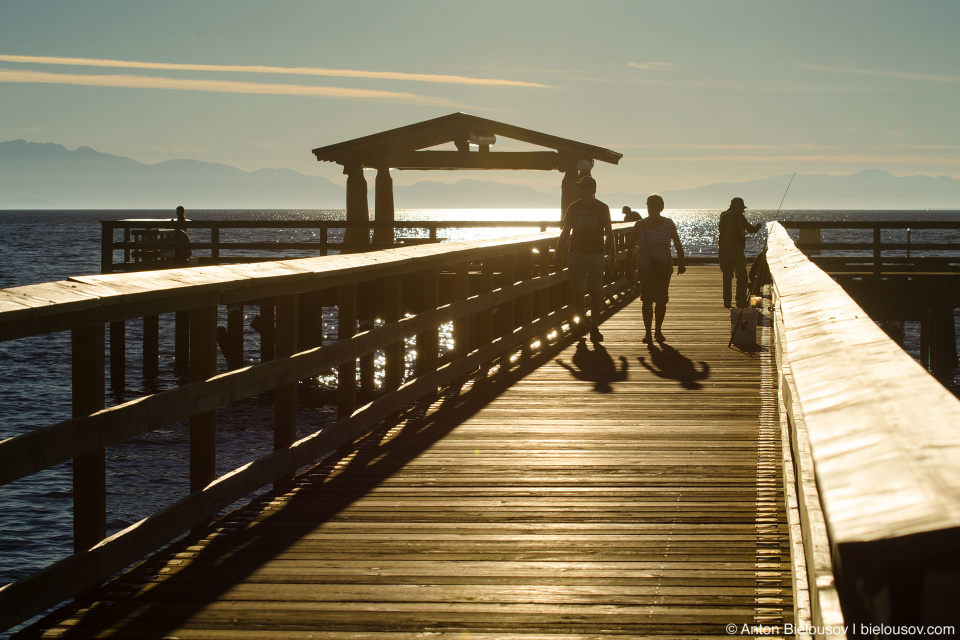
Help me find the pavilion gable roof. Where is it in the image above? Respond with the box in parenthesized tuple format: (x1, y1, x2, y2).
(311, 112, 622, 170)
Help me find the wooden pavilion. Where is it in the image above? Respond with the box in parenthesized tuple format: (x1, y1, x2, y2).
(312, 112, 623, 244)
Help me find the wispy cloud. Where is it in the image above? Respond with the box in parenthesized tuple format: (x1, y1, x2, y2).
(650, 154, 960, 164)
(628, 62, 672, 71)
(616, 143, 845, 151)
(0, 68, 458, 105)
(797, 63, 960, 85)
(0, 54, 552, 88)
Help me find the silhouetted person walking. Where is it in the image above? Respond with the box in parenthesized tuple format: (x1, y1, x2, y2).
(630, 194, 685, 344)
(718, 197, 760, 308)
(556, 175, 616, 343)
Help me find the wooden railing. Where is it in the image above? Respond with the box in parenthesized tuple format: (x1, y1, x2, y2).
(767, 222, 960, 636)
(0, 224, 637, 632)
(779, 220, 960, 276)
(100, 219, 567, 273)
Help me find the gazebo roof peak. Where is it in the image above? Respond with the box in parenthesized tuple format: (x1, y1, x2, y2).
(312, 112, 622, 170)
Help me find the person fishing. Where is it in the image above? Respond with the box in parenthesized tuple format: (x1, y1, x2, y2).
(630, 193, 685, 344)
(718, 197, 760, 308)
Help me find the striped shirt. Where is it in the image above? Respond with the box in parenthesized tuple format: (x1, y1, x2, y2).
(634, 217, 676, 269)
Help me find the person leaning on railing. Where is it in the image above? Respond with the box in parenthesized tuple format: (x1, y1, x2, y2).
(173, 205, 193, 265)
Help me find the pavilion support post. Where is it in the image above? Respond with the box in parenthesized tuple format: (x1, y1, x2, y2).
(344, 164, 369, 250)
(374, 168, 395, 246)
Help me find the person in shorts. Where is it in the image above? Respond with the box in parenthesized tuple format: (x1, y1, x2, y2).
(630, 193, 686, 344)
(555, 175, 616, 343)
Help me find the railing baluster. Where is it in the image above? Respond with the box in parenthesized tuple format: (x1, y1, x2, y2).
(143, 315, 159, 378)
(71, 324, 105, 553)
(337, 284, 357, 419)
(453, 261, 470, 361)
(383, 275, 403, 392)
(416, 267, 440, 377)
(273, 295, 298, 487)
(190, 306, 218, 494)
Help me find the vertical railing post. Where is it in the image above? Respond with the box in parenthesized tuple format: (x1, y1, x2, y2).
(453, 261, 470, 360)
(498, 253, 517, 374)
(274, 294, 298, 487)
(258, 301, 275, 362)
(109, 320, 125, 391)
(174, 311, 190, 375)
(190, 306, 218, 494)
(538, 241, 552, 322)
(518, 249, 533, 328)
(211, 225, 220, 265)
(383, 275, 403, 392)
(72, 324, 105, 553)
(101, 223, 113, 274)
(478, 258, 495, 349)
(416, 267, 440, 376)
(143, 315, 159, 378)
(337, 285, 358, 419)
(873, 226, 882, 285)
(359, 314, 376, 402)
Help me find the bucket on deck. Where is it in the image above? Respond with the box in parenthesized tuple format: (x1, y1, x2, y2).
(730, 308, 757, 344)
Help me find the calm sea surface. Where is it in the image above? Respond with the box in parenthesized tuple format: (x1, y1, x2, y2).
(1, 208, 958, 636)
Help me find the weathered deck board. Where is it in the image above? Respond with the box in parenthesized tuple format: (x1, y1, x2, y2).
(27, 267, 792, 639)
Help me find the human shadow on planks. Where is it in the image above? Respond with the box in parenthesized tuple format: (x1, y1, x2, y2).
(638, 343, 710, 390)
(44, 290, 640, 638)
(555, 339, 628, 393)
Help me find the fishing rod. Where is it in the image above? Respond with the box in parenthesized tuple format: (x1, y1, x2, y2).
(728, 172, 796, 348)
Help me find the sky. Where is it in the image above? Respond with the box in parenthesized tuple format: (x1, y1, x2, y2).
(2, 0, 959, 195)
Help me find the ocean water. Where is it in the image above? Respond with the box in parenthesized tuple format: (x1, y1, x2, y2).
(0, 208, 958, 636)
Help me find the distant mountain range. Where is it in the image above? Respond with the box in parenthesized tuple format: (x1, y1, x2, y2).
(2, 139, 958, 210)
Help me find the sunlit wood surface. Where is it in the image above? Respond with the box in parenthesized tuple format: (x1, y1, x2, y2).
(31, 266, 792, 638)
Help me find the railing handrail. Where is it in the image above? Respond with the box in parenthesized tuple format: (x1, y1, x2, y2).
(766, 221, 960, 634)
(0, 223, 637, 631)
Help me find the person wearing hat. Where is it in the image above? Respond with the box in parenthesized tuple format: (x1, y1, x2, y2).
(555, 175, 616, 343)
(718, 197, 761, 308)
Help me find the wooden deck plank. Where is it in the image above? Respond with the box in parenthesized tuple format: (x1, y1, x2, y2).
(25, 267, 792, 638)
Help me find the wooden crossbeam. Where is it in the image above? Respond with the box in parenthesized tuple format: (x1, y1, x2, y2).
(358, 151, 561, 171)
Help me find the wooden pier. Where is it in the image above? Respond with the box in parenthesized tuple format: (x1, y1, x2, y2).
(19, 267, 793, 638)
(2, 222, 960, 638)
